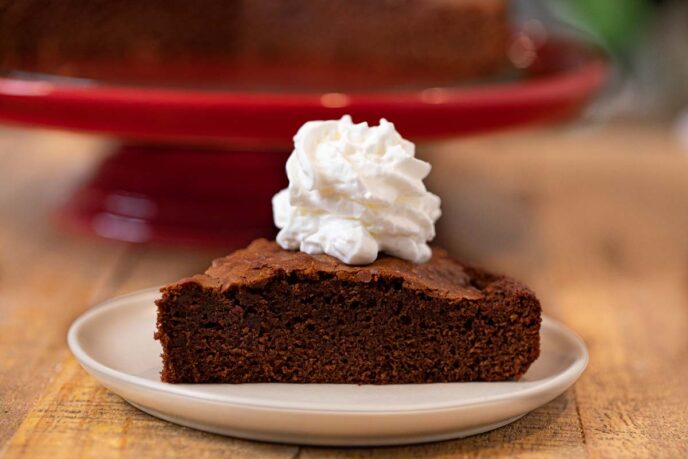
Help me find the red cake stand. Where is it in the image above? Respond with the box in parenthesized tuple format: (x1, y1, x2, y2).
(0, 35, 607, 246)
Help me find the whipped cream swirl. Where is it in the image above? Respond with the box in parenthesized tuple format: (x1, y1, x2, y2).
(272, 115, 441, 265)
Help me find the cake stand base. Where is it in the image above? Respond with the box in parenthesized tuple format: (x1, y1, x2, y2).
(59, 144, 289, 246)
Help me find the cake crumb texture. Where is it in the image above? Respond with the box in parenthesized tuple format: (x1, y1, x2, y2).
(155, 239, 541, 384)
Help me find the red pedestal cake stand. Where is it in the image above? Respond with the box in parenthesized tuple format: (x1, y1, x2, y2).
(0, 37, 607, 246)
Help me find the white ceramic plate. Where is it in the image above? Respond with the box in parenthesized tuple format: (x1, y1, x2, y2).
(68, 288, 588, 446)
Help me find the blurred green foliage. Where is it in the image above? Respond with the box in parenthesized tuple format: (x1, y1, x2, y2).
(565, 0, 652, 50)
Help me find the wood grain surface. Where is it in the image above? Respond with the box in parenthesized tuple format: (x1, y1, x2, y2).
(1, 123, 687, 458)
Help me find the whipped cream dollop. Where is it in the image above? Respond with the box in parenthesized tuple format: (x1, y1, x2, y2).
(272, 115, 441, 265)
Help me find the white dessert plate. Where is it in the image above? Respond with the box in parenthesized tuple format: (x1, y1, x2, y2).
(68, 288, 588, 446)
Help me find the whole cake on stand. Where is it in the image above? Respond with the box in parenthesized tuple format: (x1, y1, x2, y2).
(0, 0, 606, 246)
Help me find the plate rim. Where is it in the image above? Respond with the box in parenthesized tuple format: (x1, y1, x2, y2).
(68, 287, 589, 415)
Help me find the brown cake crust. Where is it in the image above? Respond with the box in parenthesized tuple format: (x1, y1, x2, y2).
(0, 0, 508, 87)
(155, 239, 541, 384)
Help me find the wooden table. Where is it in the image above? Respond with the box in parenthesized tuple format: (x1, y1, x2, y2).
(1, 123, 687, 458)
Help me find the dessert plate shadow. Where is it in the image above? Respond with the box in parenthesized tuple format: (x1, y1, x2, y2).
(68, 288, 588, 446)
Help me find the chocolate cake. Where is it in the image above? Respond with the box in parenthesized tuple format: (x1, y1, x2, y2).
(155, 239, 541, 384)
(0, 0, 509, 87)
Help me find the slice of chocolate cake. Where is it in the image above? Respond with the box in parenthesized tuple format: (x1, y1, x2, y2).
(155, 239, 541, 384)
